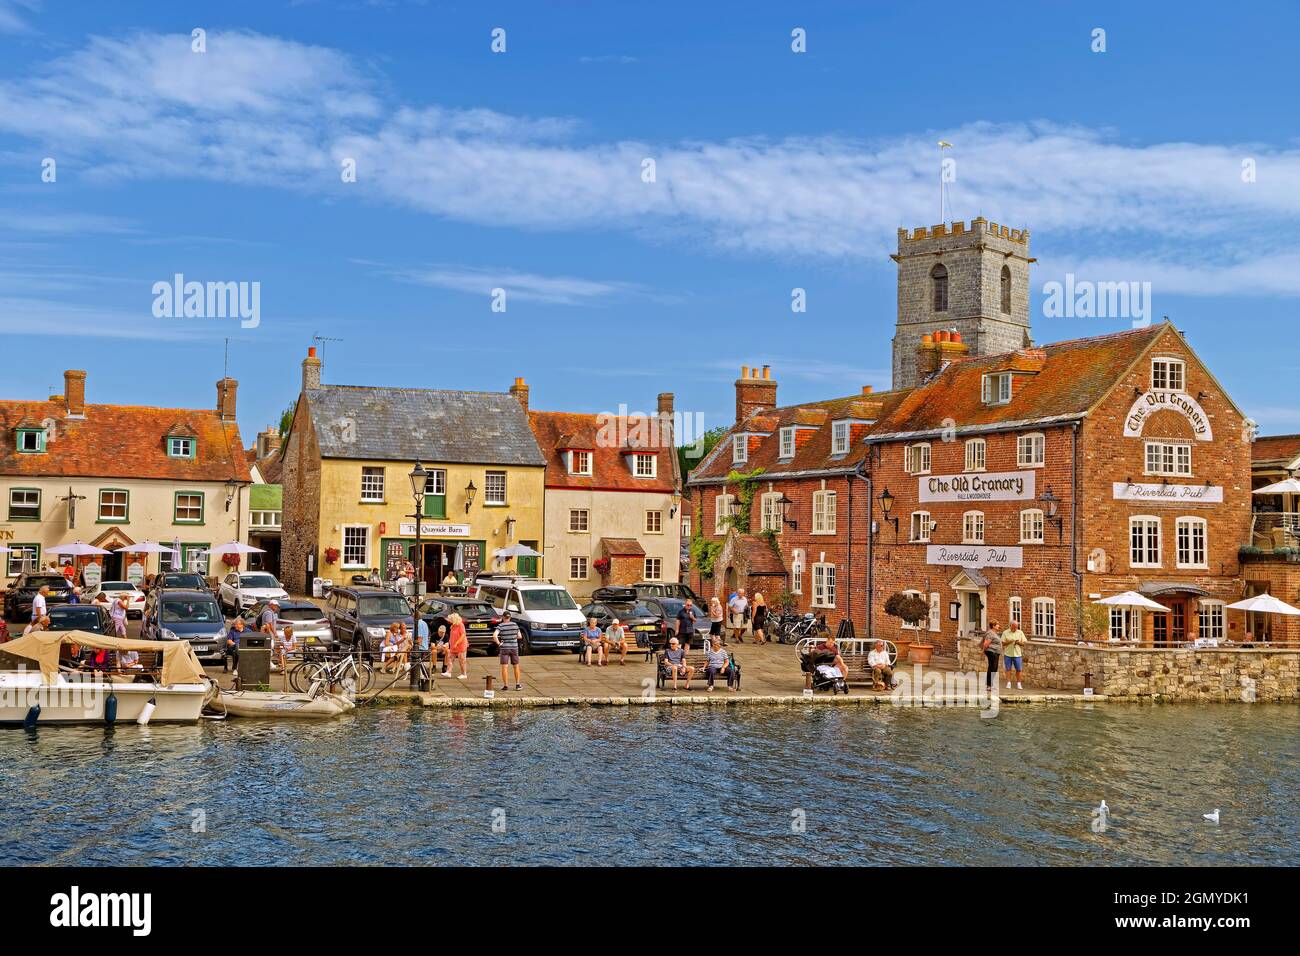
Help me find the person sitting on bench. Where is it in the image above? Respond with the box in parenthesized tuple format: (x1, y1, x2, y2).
(868, 639, 895, 690)
(581, 617, 605, 666)
(603, 618, 632, 666)
(704, 636, 736, 691)
(662, 636, 694, 690)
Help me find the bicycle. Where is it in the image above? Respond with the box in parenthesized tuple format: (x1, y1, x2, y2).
(289, 652, 374, 695)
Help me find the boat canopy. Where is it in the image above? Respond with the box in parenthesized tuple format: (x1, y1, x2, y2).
(0, 629, 208, 686)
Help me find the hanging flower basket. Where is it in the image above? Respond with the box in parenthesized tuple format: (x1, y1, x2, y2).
(593, 557, 611, 576)
(221, 552, 241, 569)
(324, 547, 341, 565)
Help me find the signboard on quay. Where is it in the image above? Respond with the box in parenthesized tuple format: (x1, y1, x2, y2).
(919, 470, 1036, 503)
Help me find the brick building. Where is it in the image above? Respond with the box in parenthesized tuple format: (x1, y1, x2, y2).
(1242, 434, 1300, 644)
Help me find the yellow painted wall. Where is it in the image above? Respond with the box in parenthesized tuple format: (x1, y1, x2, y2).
(544, 487, 682, 598)
(313, 458, 546, 583)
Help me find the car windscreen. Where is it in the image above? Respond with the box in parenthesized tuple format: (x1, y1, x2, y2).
(278, 607, 325, 622)
(358, 595, 411, 617)
(163, 574, 206, 588)
(27, 575, 68, 589)
(520, 589, 578, 611)
(659, 599, 705, 619)
(100, 582, 134, 591)
(606, 602, 657, 618)
(49, 607, 103, 628)
(161, 600, 222, 624)
(239, 574, 279, 589)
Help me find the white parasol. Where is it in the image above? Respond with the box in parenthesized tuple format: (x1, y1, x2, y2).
(1093, 591, 1172, 612)
(45, 541, 113, 556)
(1226, 593, 1300, 616)
(1253, 478, 1300, 495)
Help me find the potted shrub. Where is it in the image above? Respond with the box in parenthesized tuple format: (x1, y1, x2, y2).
(884, 591, 933, 663)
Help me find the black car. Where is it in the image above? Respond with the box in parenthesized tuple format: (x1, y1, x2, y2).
(416, 596, 501, 653)
(3, 572, 74, 621)
(633, 581, 703, 604)
(644, 596, 710, 644)
(155, 572, 210, 592)
(325, 585, 414, 655)
(579, 599, 668, 648)
(46, 602, 114, 635)
(142, 588, 228, 662)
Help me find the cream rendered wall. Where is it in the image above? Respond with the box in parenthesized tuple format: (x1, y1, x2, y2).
(544, 487, 681, 599)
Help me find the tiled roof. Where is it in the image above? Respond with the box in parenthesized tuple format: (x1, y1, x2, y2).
(303, 386, 546, 466)
(529, 410, 676, 492)
(688, 389, 911, 484)
(740, 536, 787, 576)
(0, 400, 250, 482)
(868, 324, 1168, 439)
(1252, 434, 1300, 466)
(255, 450, 284, 485)
(600, 537, 646, 557)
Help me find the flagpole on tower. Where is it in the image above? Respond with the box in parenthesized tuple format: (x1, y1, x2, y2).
(937, 140, 953, 224)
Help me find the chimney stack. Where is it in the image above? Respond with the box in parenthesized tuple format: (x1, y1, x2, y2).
(861, 385, 874, 395)
(64, 370, 87, 417)
(734, 365, 778, 424)
(216, 377, 239, 423)
(509, 376, 529, 411)
(302, 346, 322, 392)
(257, 425, 282, 458)
(916, 331, 970, 382)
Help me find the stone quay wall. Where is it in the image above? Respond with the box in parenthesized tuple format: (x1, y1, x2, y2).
(958, 638, 1300, 701)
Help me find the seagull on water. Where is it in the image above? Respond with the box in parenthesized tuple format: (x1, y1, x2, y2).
(1098, 800, 1109, 815)
(1203, 809, 1220, 824)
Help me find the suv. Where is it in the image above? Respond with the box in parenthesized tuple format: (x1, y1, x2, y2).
(218, 571, 289, 615)
(47, 603, 114, 635)
(633, 582, 702, 604)
(142, 589, 228, 662)
(416, 596, 500, 653)
(4, 572, 74, 621)
(326, 586, 414, 655)
(470, 575, 585, 653)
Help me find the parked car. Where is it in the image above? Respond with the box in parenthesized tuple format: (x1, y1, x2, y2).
(633, 581, 703, 604)
(643, 596, 710, 642)
(3, 572, 74, 622)
(84, 581, 147, 618)
(219, 571, 290, 616)
(154, 572, 210, 592)
(46, 603, 114, 635)
(325, 586, 414, 656)
(415, 596, 501, 653)
(470, 574, 585, 653)
(142, 588, 228, 662)
(579, 598, 666, 648)
(242, 598, 333, 651)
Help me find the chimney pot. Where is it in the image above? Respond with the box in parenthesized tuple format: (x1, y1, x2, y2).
(302, 346, 322, 392)
(64, 370, 87, 417)
(509, 376, 530, 411)
(862, 385, 873, 394)
(308, 346, 317, 357)
(216, 377, 239, 423)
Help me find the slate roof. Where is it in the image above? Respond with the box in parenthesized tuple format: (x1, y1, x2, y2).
(0, 400, 250, 482)
(529, 410, 676, 492)
(1252, 434, 1300, 468)
(303, 386, 546, 466)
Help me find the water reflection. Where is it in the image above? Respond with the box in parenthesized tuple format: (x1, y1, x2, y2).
(2, 704, 1295, 865)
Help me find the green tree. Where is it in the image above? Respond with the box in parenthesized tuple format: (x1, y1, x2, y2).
(678, 425, 727, 483)
(277, 399, 297, 439)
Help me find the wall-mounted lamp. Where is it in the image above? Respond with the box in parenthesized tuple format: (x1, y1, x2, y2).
(877, 487, 899, 541)
(463, 479, 477, 513)
(669, 491, 681, 518)
(778, 492, 798, 530)
(1039, 485, 1064, 545)
(224, 478, 239, 512)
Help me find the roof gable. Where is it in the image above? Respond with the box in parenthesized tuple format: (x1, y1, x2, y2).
(529, 409, 675, 491)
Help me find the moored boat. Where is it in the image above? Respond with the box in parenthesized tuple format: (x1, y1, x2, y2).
(214, 688, 355, 718)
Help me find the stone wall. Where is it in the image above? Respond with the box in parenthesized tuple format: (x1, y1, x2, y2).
(958, 637, 1300, 701)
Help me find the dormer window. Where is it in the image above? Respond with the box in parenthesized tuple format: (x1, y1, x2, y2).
(632, 453, 656, 478)
(16, 427, 45, 454)
(831, 421, 850, 455)
(167, 437, 195, 459)
(779, 427, 796, 459)
(982, 372, 1012, 406)
(1151, 358, 1185, 392)
(569, 450, 592, 476)
(732, 434, 748, 464)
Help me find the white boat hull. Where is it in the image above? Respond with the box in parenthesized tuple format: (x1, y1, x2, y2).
(216, 689, 355, 718)
(0, 672, 207, 724)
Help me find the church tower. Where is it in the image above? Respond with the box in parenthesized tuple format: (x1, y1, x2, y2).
(891, 218, 1035, 390)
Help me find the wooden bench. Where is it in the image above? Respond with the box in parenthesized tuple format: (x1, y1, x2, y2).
(840, 653, 897, 688)
(799, 639, 898, 692)
(656, 651, 741, 689)
(574, 633, 654, 665)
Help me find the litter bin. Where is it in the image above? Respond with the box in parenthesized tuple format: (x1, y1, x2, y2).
(239, 634, 271, 687)
(312, 577, 325, 598)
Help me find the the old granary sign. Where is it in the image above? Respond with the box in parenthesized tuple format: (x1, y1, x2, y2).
(919, 470, 1036, 503)
(926, 545, 1024, 569)
(1112, 481, 1224, 504)
(1122, 390, 1213, 440)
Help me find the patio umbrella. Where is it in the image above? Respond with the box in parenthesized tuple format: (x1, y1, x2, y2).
(1093, 591, 1171, 612)
(1226, 593, 1300, 615)
(453, 543, 464, 571)
(45, 541, 112, 556)
(115, 541, 180, 583)
(492, 544, 542, 558)
(1253, 478, 1300, 495)
(193, 540, 265, 571)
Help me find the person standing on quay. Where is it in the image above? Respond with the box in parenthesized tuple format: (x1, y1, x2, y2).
(493, 610, 523, 692)
(110, 594, 129, 638)
(980, 619, 1003, 692)
(446, 612, 469, 679)
(708, 597, 724, 640)
(750, 592, 768, 644)
(1002, 618, 1027, 690)
(675, 599, 698, 650)
(728, 588, 749, 644)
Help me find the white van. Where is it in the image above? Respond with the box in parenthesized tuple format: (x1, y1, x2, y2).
(470, 575, 585, 654)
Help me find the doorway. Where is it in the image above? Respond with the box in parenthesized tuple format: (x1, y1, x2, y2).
(957, 588, 986, 638)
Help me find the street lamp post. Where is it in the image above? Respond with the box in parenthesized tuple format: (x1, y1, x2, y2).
(409, 461, 429, 690)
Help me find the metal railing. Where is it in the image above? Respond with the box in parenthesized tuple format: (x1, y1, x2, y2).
(1248, 512, 1300, 550)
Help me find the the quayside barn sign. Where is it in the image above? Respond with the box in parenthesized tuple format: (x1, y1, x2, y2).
(919, 470, 1036, 503)
(1122, 390, 1213, 441)
(926, 545, 1024, 569)
(1113, 482, 1224, 504)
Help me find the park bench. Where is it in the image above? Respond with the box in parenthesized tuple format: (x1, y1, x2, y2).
(655, 650, 741, 690)
(798, 638, 898, 692)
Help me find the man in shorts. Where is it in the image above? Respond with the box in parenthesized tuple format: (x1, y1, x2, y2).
(661, 635, 694, 690)
(603, 617, 632, 666)
(493, 610, 523, 691)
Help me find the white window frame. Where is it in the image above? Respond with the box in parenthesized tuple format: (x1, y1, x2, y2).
(633, 453, 657, 478)
(1032, 597, 1056, 638)
(570, 556, 588, 580)
(174, 492, 204, 524)
(811, 490, 837, 534)
(680, 513, 691, 538)
(1020, 508, 1045, 544)
(929, 592, 941, 633)
(1176, 517, 1208, 569)
(1129, 516, 1162, 568)
(904, 443, 932, 475)
(760, 492, 783, 533)
(1144, 441, 1192, 477)
(645, 509, 663, 534)
(341, 525, 370, 569)
(425, 469, 447, 496)
(1008, 597, 1023, 630)
(1017, 432, 1045, 468)
(569, 450, 592, 476)
(900, 588, 925, 630)
(964, 438, 986, 472)
(643, 556, 663, 581)
(910, 511, 931, 543)
(811, 563, 836, 608)
(360, 466, 385, 502)
(98, 489, 128, 522)
(962, 511, 985, 544)
(732, 434, 748, 464)
(779, 427, 796, 459)
(790, 555, 803, 595)
(1151, 357, 1186, 392)
(1110, 607, 1141, 642)
(9, 488, 40, 519)
(167, 436, 195, 458)
(714, 493, 734, 534)
(484, 470, 507, 505)
(1198, 600, 1225, 641)
(569, 509, 589, 533)
(831, 421, 850, 455)
(982, 372, 1012, 405)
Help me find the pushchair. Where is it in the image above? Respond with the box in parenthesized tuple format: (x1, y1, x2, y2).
(799, 641, 848, 695)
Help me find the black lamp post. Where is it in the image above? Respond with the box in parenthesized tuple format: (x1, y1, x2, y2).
(464, 479, 477, 514)
(778, 492, 798, 530)
(1039, 485, 1064, 544)
(878, 487, 899, 540)
(409, 461, 428, 690)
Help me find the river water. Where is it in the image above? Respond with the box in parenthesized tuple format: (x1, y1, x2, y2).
(2, 704, 1295, 866)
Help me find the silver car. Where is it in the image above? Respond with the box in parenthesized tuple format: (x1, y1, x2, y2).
(242, 599, 333, 651)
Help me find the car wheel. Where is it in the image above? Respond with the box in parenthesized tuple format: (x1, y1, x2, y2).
(516, 630, 530, 656)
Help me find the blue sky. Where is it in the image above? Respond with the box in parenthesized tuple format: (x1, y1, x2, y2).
(1, 0, 1298, 444)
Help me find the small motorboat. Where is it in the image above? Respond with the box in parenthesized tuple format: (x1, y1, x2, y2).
(0, 630, 210, 725)
(213, 689, 355, 719)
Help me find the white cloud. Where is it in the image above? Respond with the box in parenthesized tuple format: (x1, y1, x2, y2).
(368, 262, 644, 305)
(2, 31, 1299, 298)
(0, 1, 38, 34)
